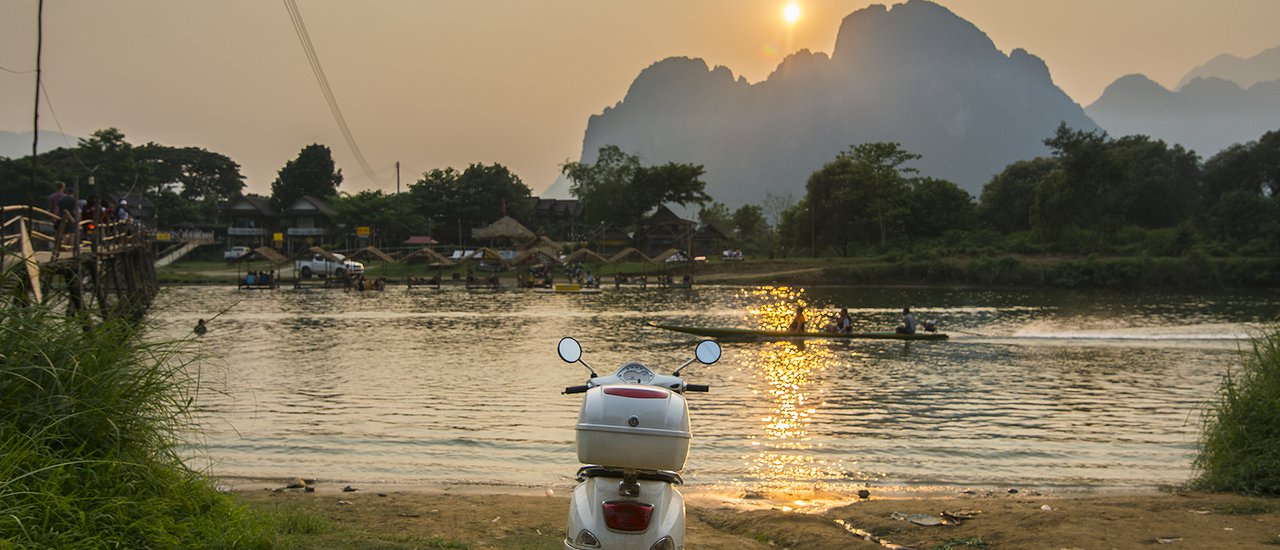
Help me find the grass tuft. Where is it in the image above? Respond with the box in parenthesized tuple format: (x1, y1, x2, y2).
(0, 265, 274, 548)
(1193, 325, 1280, 496)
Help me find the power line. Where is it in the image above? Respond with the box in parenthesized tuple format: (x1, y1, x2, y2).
(282, 0, 383, 187)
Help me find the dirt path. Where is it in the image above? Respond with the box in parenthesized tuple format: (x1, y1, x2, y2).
(234, 485, 1280, 549)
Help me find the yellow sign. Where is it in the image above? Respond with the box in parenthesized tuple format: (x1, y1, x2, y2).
(273, 232, 284, 242)
(356, 226, 371, 237)
(155, 232, 171, 241)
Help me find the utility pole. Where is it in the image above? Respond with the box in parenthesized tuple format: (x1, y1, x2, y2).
(395, 161, 400, 194)
(29, 0, 44, 208)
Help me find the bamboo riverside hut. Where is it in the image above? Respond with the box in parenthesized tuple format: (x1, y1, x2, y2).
(607, 247, 652, 288)
(562, 247, 608, 288)
(512, 248, 561, 288)
(231, 246, 288, 290)
(349, 245, 396, 280)
(401, 247, 452, 289)
(459, 247, 507, 289)
(648, 248, 693, 288)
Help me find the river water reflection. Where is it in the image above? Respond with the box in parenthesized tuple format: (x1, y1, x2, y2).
(152, 284, 1277, 494)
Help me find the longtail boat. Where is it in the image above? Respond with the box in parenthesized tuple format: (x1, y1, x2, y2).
(646, 322, 949, 341)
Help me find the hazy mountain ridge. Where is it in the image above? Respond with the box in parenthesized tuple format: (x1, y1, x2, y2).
(1176, 45, 1280, 90)
(546, 0, 1096, 207)
(1087, 72, 1280, 157)
(0, 130, 80, 159)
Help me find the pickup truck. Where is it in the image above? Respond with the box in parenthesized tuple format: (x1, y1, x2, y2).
(224, 245, 251, 260)
(295, 253, 365, 279)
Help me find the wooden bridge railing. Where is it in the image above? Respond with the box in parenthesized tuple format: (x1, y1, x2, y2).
(1, 205, 157, 320)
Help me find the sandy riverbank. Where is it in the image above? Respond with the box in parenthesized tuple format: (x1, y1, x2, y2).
(230, 480, 1280, 549)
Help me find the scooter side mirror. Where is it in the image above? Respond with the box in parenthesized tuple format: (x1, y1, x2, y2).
(558, 337, 582, 363)
(695, 340, 721, 365)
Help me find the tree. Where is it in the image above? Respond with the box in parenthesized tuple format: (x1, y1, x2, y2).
(1108, 136, 1200, 228)
(406, 163, 532, 245)
(1032, 124, 1120, 245)
(731, 204, 775, 256)
(271, 144, 342, 209)
(906, 177, 976, 241)
(978, 157, 1056, 233)
(562, 145, 710, 229)
(801, 142, 918, 255)
(329, 190, 427, 247)
(697, 202, 732, 233)
(135, 144, 245, 224)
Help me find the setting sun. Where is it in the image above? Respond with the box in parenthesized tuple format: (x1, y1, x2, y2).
(783, 2, 801, 24)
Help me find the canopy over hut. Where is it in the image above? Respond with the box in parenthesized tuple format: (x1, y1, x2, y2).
(607, 247, 651, 264)
(228, 246, 289, 266)
(349, 245, 395, 279)
(523, 235, 560, 255)
(512, 248, 562, 267)
(231, 246, 288, 289)
(401, 247, 451, 289)
(472, 216, 535, 244)
(563, 247, 609, 265)
(402, 247, 453, 266)
(648, 248, 694, 287)
(606, 247, 652, 287)
(460, 247, 510, 270)
(460, 247, 506, 289)
(349, 245, 396, 263)
(293, 246, 343, 263)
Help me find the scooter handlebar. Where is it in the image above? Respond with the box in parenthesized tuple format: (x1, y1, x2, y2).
(685, 384, 710, 393)
(563, 385, 590, 394)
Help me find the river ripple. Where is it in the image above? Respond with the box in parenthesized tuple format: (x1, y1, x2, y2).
(150, 285, 1277, 494)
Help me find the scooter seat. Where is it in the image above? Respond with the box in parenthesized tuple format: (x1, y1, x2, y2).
(575, 465, 683, 485)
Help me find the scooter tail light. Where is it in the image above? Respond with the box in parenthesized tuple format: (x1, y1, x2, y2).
(602, 500, 654, 532)
(603, 387, 669, 399)
(650, 535, 676, 550)
(572, 528, 601, 548)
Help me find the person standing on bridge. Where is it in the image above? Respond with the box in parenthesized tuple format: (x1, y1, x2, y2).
(47, 181, 67, 215)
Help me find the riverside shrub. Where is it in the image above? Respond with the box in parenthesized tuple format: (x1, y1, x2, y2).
(1194, 326, 1280, 495)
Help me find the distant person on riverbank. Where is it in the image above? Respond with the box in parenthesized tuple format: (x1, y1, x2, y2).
(787, 305, 807, 333)
(896, 307, 917, 334)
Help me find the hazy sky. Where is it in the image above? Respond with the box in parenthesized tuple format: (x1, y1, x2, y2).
(2, 0, 1278, 197)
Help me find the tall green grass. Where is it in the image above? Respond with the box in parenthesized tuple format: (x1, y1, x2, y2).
(0, 266, 274, 548)
(1193, 325, 1280, 495)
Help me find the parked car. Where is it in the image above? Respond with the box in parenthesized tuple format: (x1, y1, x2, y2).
(224, 245, 251, 260)
(295, 253, 365, 279)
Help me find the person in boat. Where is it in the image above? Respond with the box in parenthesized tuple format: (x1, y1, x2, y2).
(834, 307, 853, 333)
(787, 305, 807, 333)
(896, 306, 917, 334)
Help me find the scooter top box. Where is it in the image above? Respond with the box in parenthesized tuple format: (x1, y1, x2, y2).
(575, 384, 691, 471)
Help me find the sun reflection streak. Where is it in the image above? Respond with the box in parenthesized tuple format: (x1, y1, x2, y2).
(737, 286, 846, 490)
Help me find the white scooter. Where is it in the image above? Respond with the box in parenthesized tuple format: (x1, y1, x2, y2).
(558, 337, 722, 550)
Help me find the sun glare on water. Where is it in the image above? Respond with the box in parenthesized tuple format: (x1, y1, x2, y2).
(783, 2, 801, 24)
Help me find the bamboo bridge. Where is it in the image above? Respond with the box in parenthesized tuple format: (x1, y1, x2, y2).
(1, 205, 158, 321)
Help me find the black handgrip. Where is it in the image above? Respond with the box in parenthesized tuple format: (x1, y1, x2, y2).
(563, 385, 590, 394)
(685, 384, 710, 393)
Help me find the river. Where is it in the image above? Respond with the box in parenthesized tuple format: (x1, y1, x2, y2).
(151, 284, 1276, 495)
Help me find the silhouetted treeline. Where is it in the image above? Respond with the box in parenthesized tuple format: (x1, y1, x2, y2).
(774, 125, 1280, 261)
